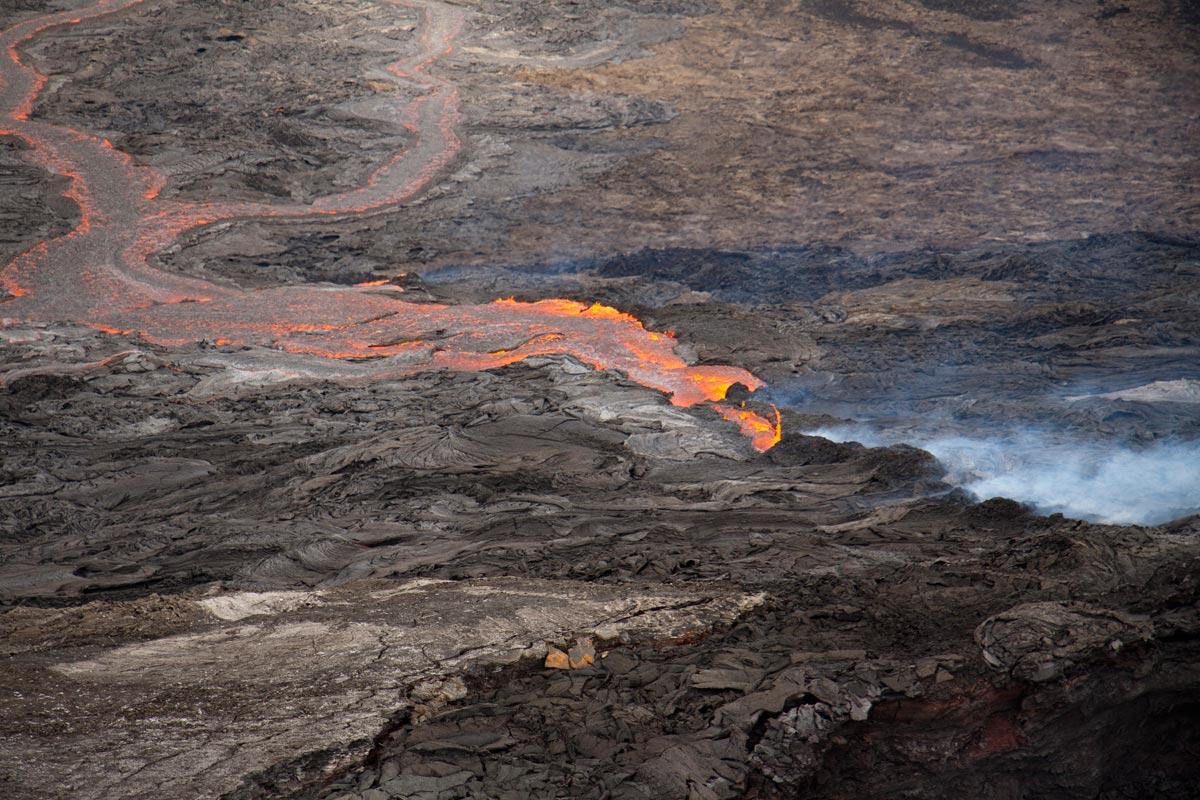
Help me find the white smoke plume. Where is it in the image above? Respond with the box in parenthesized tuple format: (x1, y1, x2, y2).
(811, 426, 1200, 526)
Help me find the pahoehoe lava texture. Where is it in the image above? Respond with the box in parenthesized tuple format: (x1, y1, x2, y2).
(2, 0, 1199, 798)
(21, 0, 1197, 280)
(23, 0, 426, 202)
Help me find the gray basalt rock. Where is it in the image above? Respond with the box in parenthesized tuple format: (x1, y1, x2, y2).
(0, 577, 760, 800)
(975, 602, 1153, 683)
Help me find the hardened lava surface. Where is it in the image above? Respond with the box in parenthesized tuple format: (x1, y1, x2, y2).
(2, 1, 1199, 799)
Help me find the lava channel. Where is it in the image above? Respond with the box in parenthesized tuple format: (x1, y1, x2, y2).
(0, 0, 782, 450)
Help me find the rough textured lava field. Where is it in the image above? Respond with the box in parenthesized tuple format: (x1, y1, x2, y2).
(1, 1, 1198, 798)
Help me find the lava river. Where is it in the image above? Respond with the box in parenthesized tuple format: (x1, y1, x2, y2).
(0, 0, 781, 450)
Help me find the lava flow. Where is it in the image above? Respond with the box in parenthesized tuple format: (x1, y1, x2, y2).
(715, 403, 783, 452)
(0, 0, 781, 449)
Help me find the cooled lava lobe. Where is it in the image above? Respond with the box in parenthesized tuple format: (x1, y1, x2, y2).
(1, 1, 1199, 799)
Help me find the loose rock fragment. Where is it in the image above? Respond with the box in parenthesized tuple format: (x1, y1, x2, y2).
(546, 638, 596, 669)
(568, 637, 596, 669)
(545, 646, 570, 670)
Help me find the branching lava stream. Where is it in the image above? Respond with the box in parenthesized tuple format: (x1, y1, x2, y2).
(0, 0, 781, 449)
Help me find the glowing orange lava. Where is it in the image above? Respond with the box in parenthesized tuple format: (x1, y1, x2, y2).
(714, 403, 783, 452)
(0, 0, 782, 450)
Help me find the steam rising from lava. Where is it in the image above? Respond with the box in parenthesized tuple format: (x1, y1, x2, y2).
(0, 0, 781, 450)
(813, 425, 1200, 526)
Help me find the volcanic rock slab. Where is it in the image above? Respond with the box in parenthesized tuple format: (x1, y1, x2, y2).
(0, 577, 761, 800)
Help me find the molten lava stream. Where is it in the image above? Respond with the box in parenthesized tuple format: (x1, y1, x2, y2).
(0, 0, 782, 451)
(715, 404, 783, 452)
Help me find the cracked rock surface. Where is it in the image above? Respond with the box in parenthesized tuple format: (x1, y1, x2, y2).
(1, 577, 758, 799)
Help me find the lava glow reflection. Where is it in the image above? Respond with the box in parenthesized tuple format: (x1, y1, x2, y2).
(0, 0, 781, 451)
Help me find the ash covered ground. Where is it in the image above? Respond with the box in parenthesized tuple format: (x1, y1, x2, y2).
(1, 1, 1199, 798)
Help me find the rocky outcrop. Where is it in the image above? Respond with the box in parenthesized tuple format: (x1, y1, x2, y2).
(1, 577, 760, 799)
